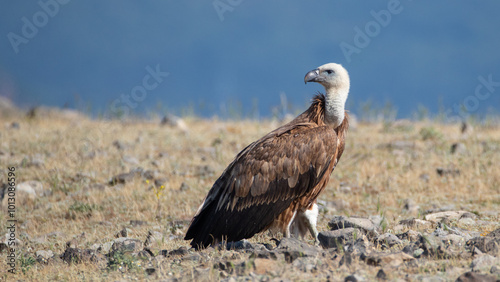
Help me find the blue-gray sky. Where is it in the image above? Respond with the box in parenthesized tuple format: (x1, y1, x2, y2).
(1, 1, 499, 120)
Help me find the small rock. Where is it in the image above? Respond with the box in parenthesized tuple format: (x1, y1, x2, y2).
(60, 247, 104, 264)
(403, 199, 420, 214)
(436, 168, 460, 177)
(226, 239, 255, 250)
(292, 257, 317, 273)
(456, 271, 497, 282)
(471, 254, 499, 271)
(419, 173, 430, 182)
(183, 253, 201, 261)
(451, 142, 467, 155)
(145, 268, 156, 275)
(122, 156, 139, 165)
(344, 273, 364, 282)
(458, 217, 476, 226)
(97, 242, 112, 254)
(130, 220, 147, 226)
(161, 114, 188, 132)
(141, 170, 158, 180)
(344, 238, 369, 255)
(396, 230, 422, 242)
(277, 237, 320, 263)
(115, 228, 131, 238)
(144, 230, 165, 248)
(250, 250, 278, 260)
(467, 233, 500, 255)
(137, 249, 154, 258)
(376, 269, 387, 280)
(112, 140, 128, 150)
(424, 211, 476, 223)
(376, 233, 403, 248)
(154, 178, 168, 187)
(361, 252, 415, 268)
(169, 246, 188, 256)
(36, 250, 54, 261)
(109, 172, 135, 185)
(110, 237, 143, 254)
(339, 252, 353, 266)
(10, 122, 20, 129)
(398, 218, 433, 229)
(328, 216, 380, 237)
(318, 228, 361, 249)
(18, 180, 46, 196)
(179, 182, 190, 191)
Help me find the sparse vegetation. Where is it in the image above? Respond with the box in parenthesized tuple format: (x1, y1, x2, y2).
(0, 110, 499, 280)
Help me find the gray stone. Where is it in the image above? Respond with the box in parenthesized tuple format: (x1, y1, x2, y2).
(451, 142, 467, 154)
(277, 237, 321, 263)
(456, 271, 497, 282)
(376, 269, 387, 279)
(396, 230, 423, 242)
(168, 246, 188, 256)
(424, 211, 476, 223)
(436, 168, 460, 177)
(110, 237, 143, 254)
(467, 233, 500, 255)
(328, 215, 380, 237)
(116, 228, 132, 238)
(161, 114, 188, 132)
(226, 239, 255, 250)
(318, 228, 361, 249)
(144, 230, 165, 248)
(36, 250, 54, 260)
(60, 247, 104, 264)
(112, 140, 129, 150)
(109, 172, 135, 185)
(130, 220, 147, 226)
(403, 198, 420, 214)
(361, 251, 415, 268)
(122, 155, 139, 165)
(376, 233, 403, 248)
(99, 241, 113, 254)
(471, 254, 499, 271)
(458, 217, 476, 226)
(398, 218, 433, 229)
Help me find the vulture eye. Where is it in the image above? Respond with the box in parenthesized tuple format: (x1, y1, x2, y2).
(325, 70, 334, 74)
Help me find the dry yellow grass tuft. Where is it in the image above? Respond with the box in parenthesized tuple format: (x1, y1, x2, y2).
(0, 114, 499, 280)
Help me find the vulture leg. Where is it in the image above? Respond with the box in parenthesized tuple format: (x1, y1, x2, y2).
(304, 203, 319, 244)
(284, 211, 297, 238)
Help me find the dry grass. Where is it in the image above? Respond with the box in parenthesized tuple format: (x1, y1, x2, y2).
(0, 113, 499, 280)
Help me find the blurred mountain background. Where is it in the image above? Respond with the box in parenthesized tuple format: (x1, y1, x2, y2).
(1, 1, 499, 120)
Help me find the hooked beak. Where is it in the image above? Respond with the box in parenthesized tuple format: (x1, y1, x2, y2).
(304, 69, 323, 84)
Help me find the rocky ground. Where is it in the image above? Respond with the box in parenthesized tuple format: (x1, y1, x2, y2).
(0, 106, 499, 281)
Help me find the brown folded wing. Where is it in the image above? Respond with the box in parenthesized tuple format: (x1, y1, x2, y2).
(185, 122, 339, 249)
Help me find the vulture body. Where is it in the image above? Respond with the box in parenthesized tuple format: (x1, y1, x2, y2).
(185, 63, 350, 249)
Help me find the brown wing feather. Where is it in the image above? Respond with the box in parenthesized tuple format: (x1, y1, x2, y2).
(185, 121, 339, 249)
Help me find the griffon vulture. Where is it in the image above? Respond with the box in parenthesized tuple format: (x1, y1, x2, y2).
(185, 63, 350, 249)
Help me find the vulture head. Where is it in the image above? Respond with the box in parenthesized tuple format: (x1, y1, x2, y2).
(304, 63, 350, 126)
(304, 63, 350, 92)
